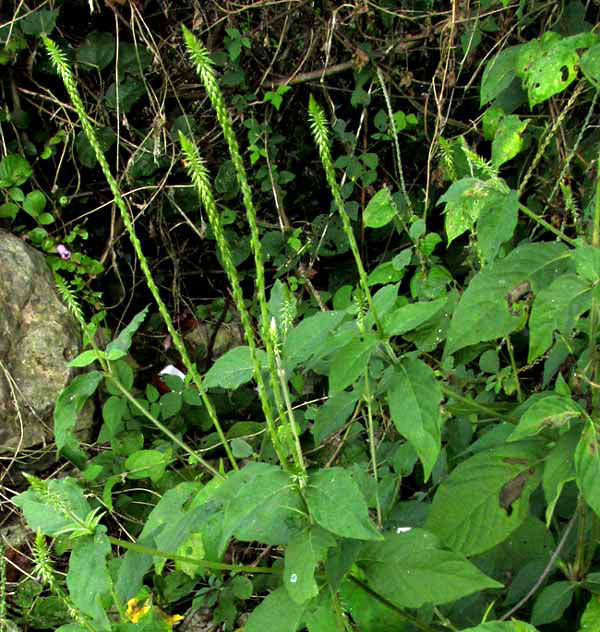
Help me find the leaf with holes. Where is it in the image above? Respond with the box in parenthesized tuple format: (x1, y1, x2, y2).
(445, 241, 571, 357)
(426, 442, 545, 555)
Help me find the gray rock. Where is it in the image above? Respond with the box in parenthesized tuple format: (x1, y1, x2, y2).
(0, 230, 93, 454)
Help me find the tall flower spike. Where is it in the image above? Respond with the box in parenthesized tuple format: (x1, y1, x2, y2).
(308, 95, 383, 335)
(41, 35, 236, 473)
(182, 26, 298, 472)
(179, 130, 286, 464)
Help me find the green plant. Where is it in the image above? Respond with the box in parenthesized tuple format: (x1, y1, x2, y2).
(10, 8, 600, 632)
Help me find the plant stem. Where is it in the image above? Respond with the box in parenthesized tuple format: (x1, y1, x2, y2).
(518, 203, 577, 246)
(42, 35, 237, 471)
(364, 372, 382, 527)
(108, 537, 278, 574)
(107, 375, 222, 479)
(348, 575, 443, 632)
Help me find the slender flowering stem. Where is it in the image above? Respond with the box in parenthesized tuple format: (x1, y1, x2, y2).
(308, 95, 383, 335)
(41, 35, 237, 472)
(182, 26, 297, 464)
(179, 131, 288, 466)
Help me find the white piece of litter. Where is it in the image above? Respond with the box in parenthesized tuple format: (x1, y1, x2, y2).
(159, 364, 186, 380)
(290, 573, 298, 584)
(396, 527, 412, 533)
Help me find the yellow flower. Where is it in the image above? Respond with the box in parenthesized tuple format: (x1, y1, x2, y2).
(126, 597, 151, 623)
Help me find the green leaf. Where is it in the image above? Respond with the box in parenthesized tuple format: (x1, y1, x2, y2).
(581, 43, 600, 89)
(0, 203, 18, 219)
(0, 154, 32, 187)
(175, 532, 205, 578)
(340, 576, 411, 632)
(284, 527, 334, 604)
(531, 581, 575, 625)
(492, 115, 529, 168)
(480, 44, 523, 106)
(37, 212, 55, 225)
(357, 530, 502, 608)
(125, 450, 168, 482)
(218, 463, 304, 550)
(575, 424, 600, 518)
(23, 190, 46, 217)
(77, 32, 116, 71)
(306, 467, 382, 541)
(516, 33, 596, 108)
(68, 349, 103, 368)
(426, 441, 545, 555)
(115, 483, 200, 601)
(231, 437, 253, 458)
(543, 428, 578, 526)
(579, 595, 600, 631)
(117, 42, 153, 77)
(445, 241, 571, 357)
(75, 128, 116, 169)
(367, 261, 404, 286)
(329, 333, 378, 395)
(382, 297, 447, 337)
(312, 390, 359, 445)
(528, 274, 592, 363)
(204, 346, 267, 389)
(387, 356, 442, 480)
(104, 79, 146, 113)
(542, 426, 581, 526)
(21, 8, 59, 35)
(105, 305, 149, 358)
(159, 391, 182, 419)
(245, 587, 306, 632)
(508, 394, 583, 442)
(574, 243, 600, 284)
(363, 186, 396, 228)
(54, 371, 103, 455)
(67, 534, 112, 631)
(304, 594, 342, 632)
(439, 178, 483, 244)
(284, 311, 346, 369)
(483, 106, 505, 140)
(461, 623, 539, 632)
(13, 476, 91, 537)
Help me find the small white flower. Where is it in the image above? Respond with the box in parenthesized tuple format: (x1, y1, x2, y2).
(290, 573, 298, 584)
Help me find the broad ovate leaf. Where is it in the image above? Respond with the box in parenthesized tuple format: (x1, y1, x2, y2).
(480, 44, 524, 106)
(575, 424, 600, 518)
(508, 394, 583, 442)
(306, 467, 382, 541)
(284, 527, 335, 604)
(357, 530, 502, 608)
(426, 441, 545, 555)
(218, 462, 304, 550)
(387, 356, 442, 480)
(543, 427, 578, 526)
(328, 333, 378, 395)
(581, 43, 600, 89)
(491, 115, 529, 168)
(528, 273, 592, 363)
(245, 587, 306, 632)
(445, 241, 571, 357)
(204, 346, 268, 389)
(363, 186, 397, 228)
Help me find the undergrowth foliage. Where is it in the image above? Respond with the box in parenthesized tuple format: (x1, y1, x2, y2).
(5, 4, 600, 632)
